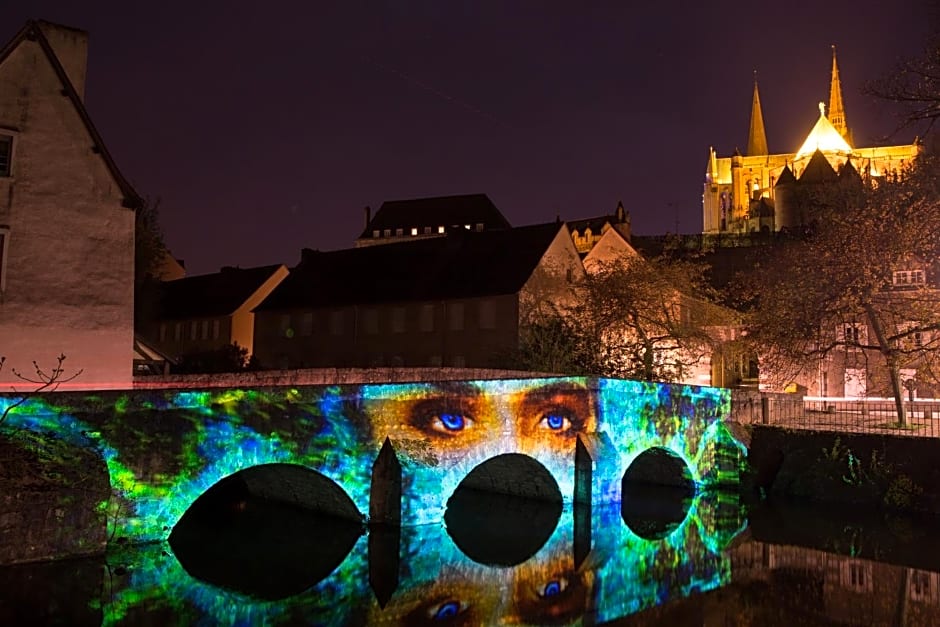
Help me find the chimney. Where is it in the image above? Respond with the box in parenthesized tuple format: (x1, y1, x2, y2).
(36, 21, 88, 101)
(364, 205, 372, 229)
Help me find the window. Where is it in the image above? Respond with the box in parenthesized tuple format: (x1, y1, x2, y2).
(894, 269, 926, 286)
(410, 228, 418, 236)
(383, 229, 391, 237)
(841, 323, 866, 346)
(429, 354, 442, 367)
(448, 303, 464, 331)
(451, 355, 466, 367)
(329, 310, 344, 335)
(212, 320, 220, 340)
(174, 323, 182, 341)
(841, 561, 872, 592)
(0, 135, 11, 177)
(424, 226, 432, 234)
(201, 320, 209, 340)
(419, 304, 434, 332)
(395, 228, 403, 236)
(190, 321, 198, 340)
(159, 324, 166, 342)
(372, 229, 380, 238)
(279, 314, 291, 337)
(438, 225, 445, 234)
(0, 227, 7, 292)
(909, 570, 937, 602)
(362, 309, 378, 334)
(475, 223, 484, 232)
(300, 313, 313, 336)
(478, 300, 496, 330)
(391, 306, 406, 333)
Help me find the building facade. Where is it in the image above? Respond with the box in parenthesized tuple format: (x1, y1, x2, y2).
(0, 21, 138, 390)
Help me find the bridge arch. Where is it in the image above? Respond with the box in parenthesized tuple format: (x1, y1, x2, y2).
(620, 447, 696, 540)
(444, 453, 562, 566)
(169, 464, 364, 599)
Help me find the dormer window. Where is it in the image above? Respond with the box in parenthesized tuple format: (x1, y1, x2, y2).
(395, 228, 403, 236)
(0, 135, 11, 177)
(372, 229, 380, 238)
(383, 229, 391, 237)
(438, 226, 445, 234)
(411, 227, 418, 236)
(475, 223, 484, 231)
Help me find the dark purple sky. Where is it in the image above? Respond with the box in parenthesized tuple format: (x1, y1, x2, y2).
(2, 1, 933, 275)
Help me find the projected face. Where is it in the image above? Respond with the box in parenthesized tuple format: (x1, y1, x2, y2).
(361, 379, 596, 454)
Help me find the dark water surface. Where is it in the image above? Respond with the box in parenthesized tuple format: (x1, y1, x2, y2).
(3, 490, 940, 626)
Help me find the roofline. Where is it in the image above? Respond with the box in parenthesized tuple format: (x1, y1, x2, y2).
(0, 21, 142, 209)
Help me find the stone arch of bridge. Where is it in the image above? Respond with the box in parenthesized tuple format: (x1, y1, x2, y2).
(620, 446, 696, 541)
(176, 462, 364, 524)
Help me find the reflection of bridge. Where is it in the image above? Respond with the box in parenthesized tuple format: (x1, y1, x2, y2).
(2, 377, 746, 543)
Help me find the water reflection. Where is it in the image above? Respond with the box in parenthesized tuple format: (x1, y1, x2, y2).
(7, 492, 940, 625)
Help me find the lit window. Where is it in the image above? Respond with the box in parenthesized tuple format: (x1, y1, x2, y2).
(464, 224, 471, 230)
(411, 228, 418, 236)
(438, 226, 445, 234)
(0, 135, 12, 177)
(383, 229, 391, 237)
(373, 229, 380, 238)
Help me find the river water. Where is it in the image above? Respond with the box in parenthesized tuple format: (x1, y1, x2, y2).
(2, 489, 940, 626)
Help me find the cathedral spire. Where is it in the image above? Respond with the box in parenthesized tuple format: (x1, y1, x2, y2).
(746, 71, 769, 156)
(828, 45, 849, 142)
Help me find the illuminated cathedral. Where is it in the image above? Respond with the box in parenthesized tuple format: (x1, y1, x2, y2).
(703, 47, 920, 234)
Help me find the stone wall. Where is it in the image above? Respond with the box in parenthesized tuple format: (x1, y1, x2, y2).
(0, 431, 110, 564)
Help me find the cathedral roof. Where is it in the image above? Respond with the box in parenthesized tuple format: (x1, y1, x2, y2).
(796, 103, 853, 157)
(799, 149, 838, 183)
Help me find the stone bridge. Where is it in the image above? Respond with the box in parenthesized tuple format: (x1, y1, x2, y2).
(1, 376, 746, 544)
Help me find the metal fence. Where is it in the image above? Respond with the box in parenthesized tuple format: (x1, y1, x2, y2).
(730, 391, 940, 438)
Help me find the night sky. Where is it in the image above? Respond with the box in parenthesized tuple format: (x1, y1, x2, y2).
(1, 1, 933, 275)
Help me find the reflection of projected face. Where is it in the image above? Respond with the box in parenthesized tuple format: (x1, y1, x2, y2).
(367, 576, 500, 626)
(363, 380, 596, 453)
(508, 561, 593, 625)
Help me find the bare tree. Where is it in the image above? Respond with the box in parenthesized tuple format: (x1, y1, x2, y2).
(742, 158, 940, 425)
(0, 353, 83, 426)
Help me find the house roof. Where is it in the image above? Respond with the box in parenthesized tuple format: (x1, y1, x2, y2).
(260, 222, 565, 311)
(359, 193, 511, 238)
(158, 264, 286, 319)
(0, 21, 141, 209)
(799, 149, 838, 183)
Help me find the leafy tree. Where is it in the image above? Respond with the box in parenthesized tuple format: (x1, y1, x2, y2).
(497, 306, 597, 375)
(741, 157, 940, 425)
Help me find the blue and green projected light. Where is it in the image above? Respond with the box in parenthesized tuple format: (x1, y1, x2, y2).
(0, 376, 748, 624)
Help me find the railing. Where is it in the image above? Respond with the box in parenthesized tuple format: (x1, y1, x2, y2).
(730, 391, 940, 438)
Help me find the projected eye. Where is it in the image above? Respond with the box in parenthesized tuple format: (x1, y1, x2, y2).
(537, 578, 568, 598)
(411, 401, 475, 436)
(428, 599, 467, 620)
(536, 406, 582, 434)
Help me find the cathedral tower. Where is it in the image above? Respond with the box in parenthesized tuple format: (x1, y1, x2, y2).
(827, 45, 851, 143)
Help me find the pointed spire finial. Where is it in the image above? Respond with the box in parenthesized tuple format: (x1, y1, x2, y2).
(828, 44, 850, 144)
(746, 71, 769, 156)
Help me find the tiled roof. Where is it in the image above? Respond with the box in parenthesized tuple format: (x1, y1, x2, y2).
(359, 193, 511, 238)
(259, 222, 564, 311)
(158, 264, 285, 319)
